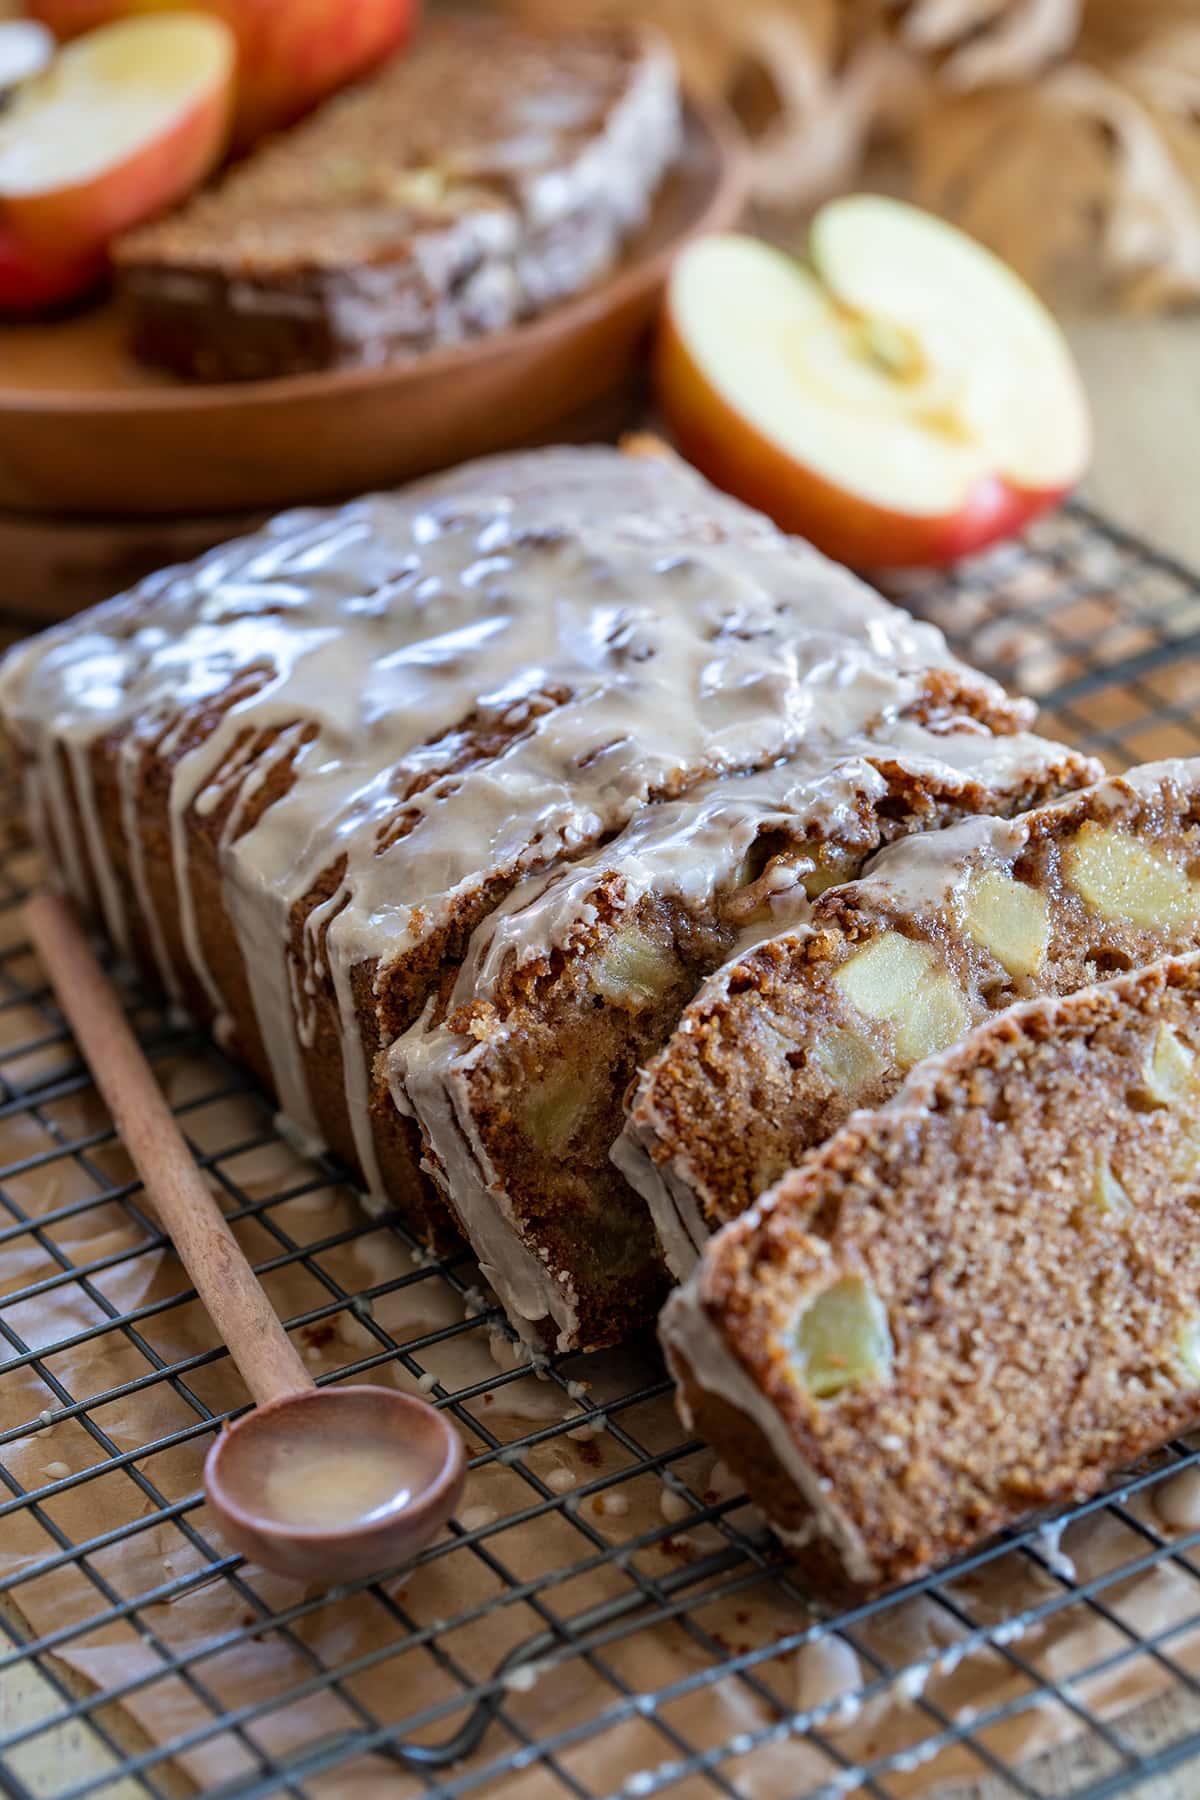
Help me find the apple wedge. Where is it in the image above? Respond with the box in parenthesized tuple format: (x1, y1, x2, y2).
(0, 12, 233, 259)
(28, 0, 417, 147)
(655, 199, 1091, 568)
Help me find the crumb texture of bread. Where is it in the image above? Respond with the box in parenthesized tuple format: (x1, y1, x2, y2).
(115, 17, 683, 379)
(628, 760, 1200, 1276)
(0, 444, 1098, 1344)
(662, 952, 1200, 1593)
(392, 730, 1102, 1350)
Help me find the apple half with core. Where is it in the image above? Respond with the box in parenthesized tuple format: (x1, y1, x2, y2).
(655, 198, 1091, 568)
(0, 12, 234, 259)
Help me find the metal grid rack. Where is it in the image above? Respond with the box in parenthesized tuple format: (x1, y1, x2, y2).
(4, 503, 1200, 1800)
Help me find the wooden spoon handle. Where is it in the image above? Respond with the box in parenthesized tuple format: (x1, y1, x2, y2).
(25, 890, 312, 1410)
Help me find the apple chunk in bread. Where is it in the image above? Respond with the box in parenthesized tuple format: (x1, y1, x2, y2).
(520, 1066, 592, 1159)
(1080, 1152, 1132, 1222)
(833, 932, 969, 1068)
(1136, 1023, 1198, 1110)
(592, 924, 682, 1009)
(792, 1276, 893, 1400)
(0, 13, 233, 258)
(1177, 1318, 1200, 1386)
(1064, 822, 1197, 929)
(962, 869, 1051, 979)
(811, 1022, 884, 1095)
(655, 200, 1091, 568)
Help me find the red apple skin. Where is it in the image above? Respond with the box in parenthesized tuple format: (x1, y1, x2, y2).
(0, 223, 103, 311)
(654, 310, 1072, 571)
(28, 0, 419, 147)
(1, 73, 232, 258)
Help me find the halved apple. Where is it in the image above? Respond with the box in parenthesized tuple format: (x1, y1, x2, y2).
(28, 0, 417, 148)
(655, 199, 1091, 568)
(0, 12, 233, 259)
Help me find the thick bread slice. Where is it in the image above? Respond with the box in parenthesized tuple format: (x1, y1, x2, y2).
(114, 18, 681, 380)
(662, 951, 1200, 1594)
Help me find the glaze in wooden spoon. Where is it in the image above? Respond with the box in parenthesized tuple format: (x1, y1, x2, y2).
(24, 890, 465, 1584)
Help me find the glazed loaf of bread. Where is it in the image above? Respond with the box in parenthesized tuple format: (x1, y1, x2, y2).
(0, 445, 1098, 1344)
(661, 952, 1200, 1594)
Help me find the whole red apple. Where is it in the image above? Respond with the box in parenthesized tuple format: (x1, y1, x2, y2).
(28, 0, 419, 147)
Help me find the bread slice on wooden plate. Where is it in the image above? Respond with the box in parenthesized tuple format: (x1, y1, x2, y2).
(114, 16, 681, 381)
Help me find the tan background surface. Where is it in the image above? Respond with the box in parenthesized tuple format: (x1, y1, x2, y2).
(1069, 313, 1200, 567)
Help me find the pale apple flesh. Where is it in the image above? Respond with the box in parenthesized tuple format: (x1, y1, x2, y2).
(0, 13, 233, 257)
(655, 205, 1091, 569)
(28, 0, 417, 147)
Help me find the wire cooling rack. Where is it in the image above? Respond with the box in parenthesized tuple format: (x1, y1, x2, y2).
(5, 502, 1200, 1800)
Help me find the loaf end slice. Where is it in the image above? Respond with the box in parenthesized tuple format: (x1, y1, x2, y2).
(661, 950, 1200, 1594)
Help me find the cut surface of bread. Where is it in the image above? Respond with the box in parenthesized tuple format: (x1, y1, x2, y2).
(394, 729, 1102, 1350)
(626, 760, 1200, 1278)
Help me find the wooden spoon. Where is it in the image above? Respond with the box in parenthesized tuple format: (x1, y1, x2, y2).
(24, 890, 466, 1585)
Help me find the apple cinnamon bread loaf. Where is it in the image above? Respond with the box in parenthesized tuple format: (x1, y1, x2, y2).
(394, 728, 1100, 1350)
(114, 18, 681, 380)
(661, 951, 1200, 1595)
(0, 444, 1095, 1325)
(624, 760, 1200, 1277)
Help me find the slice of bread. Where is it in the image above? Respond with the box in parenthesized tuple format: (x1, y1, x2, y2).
(115, 17, 681, 380)
(662, 951, 1200, 1594)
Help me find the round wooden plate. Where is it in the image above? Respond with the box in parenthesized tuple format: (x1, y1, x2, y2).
(0, 100, 746, 519)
